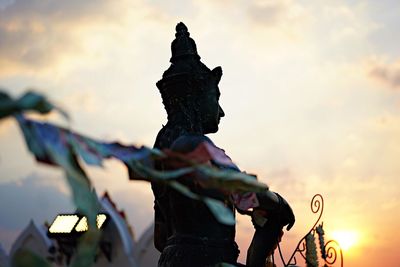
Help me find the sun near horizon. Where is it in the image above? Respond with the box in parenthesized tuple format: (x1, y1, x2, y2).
(331, 230, 360, 251)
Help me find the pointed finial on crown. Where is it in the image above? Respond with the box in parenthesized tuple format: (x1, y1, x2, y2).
(170, 22, 200, 63)
(175, 22, 188, 37)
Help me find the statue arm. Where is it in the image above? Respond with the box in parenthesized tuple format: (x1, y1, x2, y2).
(170, 135, 296, 264)
(151, 178, 171, 252)
(171, 135, 295, 230)
(153, 199, 168, 252)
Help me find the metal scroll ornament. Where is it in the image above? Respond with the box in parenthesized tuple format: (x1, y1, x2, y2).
(275, 194, 344, 267)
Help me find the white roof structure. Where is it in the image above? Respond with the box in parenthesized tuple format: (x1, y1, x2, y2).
(0, 243, 9, 267)
(9, 220, 54, 262)
(6, 192, 159, 267)
(99, 192, 159, 267)
(99, 193, 139, 267)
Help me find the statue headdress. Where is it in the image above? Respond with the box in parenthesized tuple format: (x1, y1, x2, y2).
(157, 22, 222, 118)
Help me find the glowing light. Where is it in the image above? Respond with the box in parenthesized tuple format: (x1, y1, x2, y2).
(97, 214, 107, 228)
(49, 214, 108, 234)
(75, 217, 88, 232)
(332, 230, 359, 251)
(74, 214, 107, 232)
(49, 215, 79, 233)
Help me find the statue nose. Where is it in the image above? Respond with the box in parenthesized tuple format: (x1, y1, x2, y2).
(219, 106, 225, 118)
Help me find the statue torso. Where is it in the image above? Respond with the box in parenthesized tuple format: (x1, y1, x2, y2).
(153, 125, 235, 239)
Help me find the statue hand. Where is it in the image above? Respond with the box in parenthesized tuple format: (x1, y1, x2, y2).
(255, 190, 295, 231)
(275, 193, 295, 231)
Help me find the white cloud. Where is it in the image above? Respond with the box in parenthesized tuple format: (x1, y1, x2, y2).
(247, 0, 307, 28)
(0, 0, 166, 77)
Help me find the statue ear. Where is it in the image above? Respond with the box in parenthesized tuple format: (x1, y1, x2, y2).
(212, 66, 222, 84)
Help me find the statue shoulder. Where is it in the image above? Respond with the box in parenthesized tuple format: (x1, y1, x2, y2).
(171, 134, 240, 171)
(170, 134, 214, 153)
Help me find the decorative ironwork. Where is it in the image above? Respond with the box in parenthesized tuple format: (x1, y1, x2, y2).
(275, 194, 344, 267)
(324, 240, 343, 266)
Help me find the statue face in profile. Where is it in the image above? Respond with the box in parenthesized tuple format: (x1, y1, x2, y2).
(199, 84, 225, 134)
(197, 66, 225, 134)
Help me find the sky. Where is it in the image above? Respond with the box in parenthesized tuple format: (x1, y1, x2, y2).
(1, 0, 400, 266)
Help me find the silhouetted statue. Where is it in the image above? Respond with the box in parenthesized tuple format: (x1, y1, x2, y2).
(152, 22, 295, 267)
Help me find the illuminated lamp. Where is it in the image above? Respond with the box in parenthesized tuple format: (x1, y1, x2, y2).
(48, 213, 108, 235)
(48, 215, 80, 234)
(47, 213, 110, 264)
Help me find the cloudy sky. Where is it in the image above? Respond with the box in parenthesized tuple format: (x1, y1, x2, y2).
(1, 0, 400, 266)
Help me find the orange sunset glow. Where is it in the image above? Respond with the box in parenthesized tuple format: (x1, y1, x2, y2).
(1, 1, 400, 266)
(331, 230, 359, 251)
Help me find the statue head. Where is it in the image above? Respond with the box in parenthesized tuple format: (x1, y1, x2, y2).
(157, 22, 225, 134)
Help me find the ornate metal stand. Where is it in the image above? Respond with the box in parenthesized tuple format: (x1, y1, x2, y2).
(275, 194, 343, 267)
